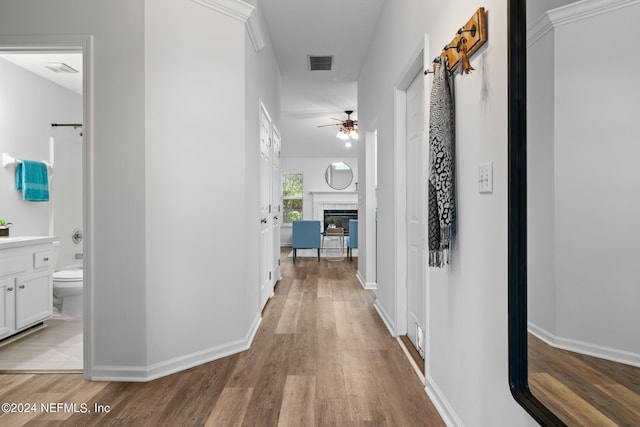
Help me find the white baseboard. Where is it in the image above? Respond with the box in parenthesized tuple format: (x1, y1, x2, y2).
(528, 322, 640, 368)
(527, 322, 555, 346)
(89, 365, 152, 382)
(356, 270, 376, 290)
(373, 299, 396, 336)
(91, 313, 263, 382)
(424, 374, 464, 427)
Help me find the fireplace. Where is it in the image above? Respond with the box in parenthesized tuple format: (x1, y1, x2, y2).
(323, 209, 358, 233)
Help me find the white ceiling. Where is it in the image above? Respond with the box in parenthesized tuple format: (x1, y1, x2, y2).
(260, 0, 385, 157)
(0, 1, 385, 158)
(0, 52, 83, 95)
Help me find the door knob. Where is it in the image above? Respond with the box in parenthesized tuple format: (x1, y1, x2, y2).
(19, 285, 25, 289)
(273, 216, 279, 220)
(261, 218, 268, 224)
(7, 287, 13, 292)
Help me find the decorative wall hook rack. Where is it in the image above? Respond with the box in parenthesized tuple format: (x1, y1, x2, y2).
(458, 24, 477, 37)
(425, 7, 488, 75)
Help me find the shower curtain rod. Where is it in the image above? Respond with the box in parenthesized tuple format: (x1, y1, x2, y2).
(51, 123, 83, 127)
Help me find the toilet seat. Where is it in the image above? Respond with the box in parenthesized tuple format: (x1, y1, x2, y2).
(53, 270, 83, 282)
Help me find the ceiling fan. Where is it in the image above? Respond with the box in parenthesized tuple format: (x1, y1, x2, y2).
(318, 110, 359, 144)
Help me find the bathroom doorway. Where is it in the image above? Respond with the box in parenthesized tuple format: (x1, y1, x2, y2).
(0, 47, 85, 371)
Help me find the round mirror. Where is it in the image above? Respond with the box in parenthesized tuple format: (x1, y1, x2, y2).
(325, 162, 353, 190)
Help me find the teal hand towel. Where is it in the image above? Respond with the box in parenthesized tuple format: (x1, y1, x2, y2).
(16, 160, 49, 201)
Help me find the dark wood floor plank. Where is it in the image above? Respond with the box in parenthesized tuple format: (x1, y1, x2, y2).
(277, 375, 316, 427)
(275, 295, 302, 334)
(596, 384, 640, 426)
(204, 387, 253, 427)
(29, 377, 107, 422)
(529, 373, 617, 427)
(315, 398, 350, 426)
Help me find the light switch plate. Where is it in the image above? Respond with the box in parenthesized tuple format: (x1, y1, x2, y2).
(479, 161, 493, 193)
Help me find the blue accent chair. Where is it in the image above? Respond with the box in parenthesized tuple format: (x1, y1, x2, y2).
(292, 220, 321, 262)
(346, 219, 358, 261)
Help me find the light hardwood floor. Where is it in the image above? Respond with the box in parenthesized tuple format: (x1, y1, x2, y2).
(0, 248, 444, 426)
(529, 334, 640, 426)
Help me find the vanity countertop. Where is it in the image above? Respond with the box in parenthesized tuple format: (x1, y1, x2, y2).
(0, 236, 56, 250)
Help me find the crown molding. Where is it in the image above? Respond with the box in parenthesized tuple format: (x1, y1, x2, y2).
(528, 0, 640, 47)
(191, 0, 254, 22)
(547, 0, 640, 27)
(246, 8, 265, 51)
(192, 0, 264, 51)
(527, 13, 554, 47)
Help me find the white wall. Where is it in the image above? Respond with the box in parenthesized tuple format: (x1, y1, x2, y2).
(280, 156, 357, 245)
(528, 1, 640, 362)
(527, 24, 557, 338)
(145, 0, 251, 372)
(0, 0, 149, 373)
(0, 58, 82, 245)
(245, 2, 281, 332)
(358, 131, 378, 288)
(359, 0, 537, 425)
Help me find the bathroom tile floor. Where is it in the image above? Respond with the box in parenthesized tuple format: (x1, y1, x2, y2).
(0, 318, 82, 372)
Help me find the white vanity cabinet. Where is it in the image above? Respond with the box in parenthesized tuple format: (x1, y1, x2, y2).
(16, 271, 53, 330)
(0, 237, 55, 341)
(0, 277, 16, 337)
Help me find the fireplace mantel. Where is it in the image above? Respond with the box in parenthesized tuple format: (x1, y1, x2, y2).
(310, 191, 358, 221)
(310, 191, 357, 199)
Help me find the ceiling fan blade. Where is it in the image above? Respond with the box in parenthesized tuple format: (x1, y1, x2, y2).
(317, 123, 341, 128)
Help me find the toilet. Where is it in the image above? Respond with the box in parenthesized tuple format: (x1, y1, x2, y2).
(51, 241, 83, 318)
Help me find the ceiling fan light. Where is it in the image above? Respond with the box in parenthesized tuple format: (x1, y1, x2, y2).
(345, 141, 352, 148)
(337, 130, 350, 140)
(350, 130, 359, 140)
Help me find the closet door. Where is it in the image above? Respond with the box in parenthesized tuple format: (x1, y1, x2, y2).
(271, 125, 282, 285)
(259, 102, 274, 310)
(406, 70, 427, 359)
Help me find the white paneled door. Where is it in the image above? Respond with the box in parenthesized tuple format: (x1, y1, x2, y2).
(406, 71, 427, 359)
(259, 102, 274, 310)
(271, 125, 282, 285)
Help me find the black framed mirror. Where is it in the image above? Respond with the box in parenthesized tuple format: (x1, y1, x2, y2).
(507, 0, 565, 425)
(509, 1, 639, 425)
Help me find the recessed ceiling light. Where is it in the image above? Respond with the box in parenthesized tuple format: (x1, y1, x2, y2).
(44, 62, 78, 74)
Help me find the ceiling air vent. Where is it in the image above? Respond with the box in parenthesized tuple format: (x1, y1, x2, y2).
(308, 55, 333, 71)
(44, 62, 79, 73)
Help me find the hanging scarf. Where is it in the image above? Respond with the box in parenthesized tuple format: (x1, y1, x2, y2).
(428, 57, 456, 267)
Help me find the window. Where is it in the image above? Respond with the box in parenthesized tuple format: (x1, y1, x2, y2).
(282, 173, 303, 224)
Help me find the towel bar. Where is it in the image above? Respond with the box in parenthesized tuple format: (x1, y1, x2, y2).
(2, 153, 53, 169)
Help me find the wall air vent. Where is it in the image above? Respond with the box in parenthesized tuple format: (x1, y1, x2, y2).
(308, 55, 333, 71)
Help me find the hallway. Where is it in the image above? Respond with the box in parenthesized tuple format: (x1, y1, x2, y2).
(0, 249, 444, 426)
